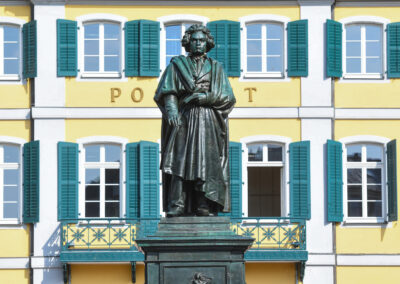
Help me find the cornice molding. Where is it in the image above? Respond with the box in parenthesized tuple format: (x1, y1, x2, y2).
(297, 0, 335, 6)
(1, 0, 30, 5)
(30, 0, 66, 4)
(61, 0, 298, 6)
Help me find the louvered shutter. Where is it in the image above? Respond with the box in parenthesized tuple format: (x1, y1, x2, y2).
(57, 142, 79, 221)
(387, 139, 398, 221)
(289, 141, 311, 220)
(22, 21, 37, 78)
(139, 141, 159, 236)
(287, 20, 308, 77)
(126, 142, 140, 222)
(229, 142, 242, 218)
(57, 19, 77, 77)
(387, 23, 400, 78)
(125, 20, 140, 76)
(207, 20, 241, 77)
(23, 141, 39, 223)
(326, 20, 342, 78)
(139, 20, 160, 77)
(327, 140, 343, 222)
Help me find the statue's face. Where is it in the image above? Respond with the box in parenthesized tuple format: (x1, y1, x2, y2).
(189, 31, 207, 55)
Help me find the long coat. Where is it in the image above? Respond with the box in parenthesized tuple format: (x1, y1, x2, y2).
(154, 55, 236, 212)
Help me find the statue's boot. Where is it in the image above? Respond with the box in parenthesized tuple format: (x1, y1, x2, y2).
(195, 191, 212, 216)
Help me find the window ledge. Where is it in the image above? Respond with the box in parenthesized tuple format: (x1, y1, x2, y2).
(244, 72, 284, 79)
(343, 218, 386, 225)
(81, 72, 121, 79)
(0, 220, 23, 226)
(0, 75, 20, 81)
(77, 219, 126, 226)
(343, 73, 384, 80)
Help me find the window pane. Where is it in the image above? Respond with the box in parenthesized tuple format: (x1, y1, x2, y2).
(106, 185, 119, 200)
(347, 169, 361, 184)
(105, 202, 119, 217)
(166, 25, 181, 40)
(166, 56, 173, 66)
(267, 24, 282, 40)
(247, 40, 262, 55)
(346, 58, 361, 73)
(346, 42, 361, 57)
(348, 202, 362, 217)
(4, 145, 19, 163)
(248, 144, 263, 161)
(267, 40, 282, 56)
(4, 42, 19, 58)
(347, 145, 362, 162)
(4, 169, 18, 185)
(104, 56, 119, 72)
(3, 203, 18, 219)
(367, 185, 382, 200)
(366, 58, 382, 73)
(84, 56, 99, 72)
(4, 26, 19, 42)
(367, 169, 381, 184)
(366, 41, 381, 57)
(85, 202, 99, 217)
(247, 24, 261, 39)
(84, 40, 99, 55)
(166, 40, 181, 55)
(85, 169, 100, 184)
(346, 25, 361, 40)
(366, 25, 381, 41)
(184, 23, 193, 30)
(4, 59, 19, 75)
(267, 56, 282, 72)
(268, 145, 282, 162)
(105, 169, 119, 183)
(348, 185, 362, 200)
(104, 40, 119, 55)
(85, 185, 100, 201)
(84, 24, 99, 39)
(367, 201, 382, 217)
(4, 185, 18, 202)
(85, 145, 100, 162)
(247, 57, 262, 72)
(366, 145, 382, 162)
(104, 24, 119, 39)
(105, 145, 120, 162)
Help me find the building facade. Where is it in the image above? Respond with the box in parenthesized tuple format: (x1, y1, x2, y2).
(0, 0, 399, 283)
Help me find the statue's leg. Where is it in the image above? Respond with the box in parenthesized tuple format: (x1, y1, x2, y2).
(167, 175, 186, 217)
(195, 190, 213, 217)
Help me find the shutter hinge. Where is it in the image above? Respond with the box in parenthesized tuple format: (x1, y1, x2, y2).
(124, 181, 126, 184)
(77, 69, 80, 72)
(240, 27, 243, 31)
(77, 27, 80, 30)
(78, 181, 81, 184)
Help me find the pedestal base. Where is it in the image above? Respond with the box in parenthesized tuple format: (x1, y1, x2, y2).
(136, 217, 254, 284)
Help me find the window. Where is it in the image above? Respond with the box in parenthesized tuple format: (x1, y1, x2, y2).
(245, 23, 284, 77)
(83, 144, 121, 218)
(344, 23, 383, 78)
(83, 22, 121, 76)
(0, 24, 20, 80)
(246, 143, 285, 217)
(165, 23, 194, 67)
(0, 144, 21, 221)
(344, 143, 385, 220)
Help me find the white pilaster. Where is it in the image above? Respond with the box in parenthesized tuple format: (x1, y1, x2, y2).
(302, 266, 334, 284)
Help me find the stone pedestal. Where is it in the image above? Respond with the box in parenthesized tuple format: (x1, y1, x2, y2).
(136, 217, 254, 284)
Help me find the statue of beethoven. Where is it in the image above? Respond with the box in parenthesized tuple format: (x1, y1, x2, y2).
(154, 24, 236, 217)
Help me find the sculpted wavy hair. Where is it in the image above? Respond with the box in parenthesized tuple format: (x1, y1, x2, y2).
(181, 24, 215, 53)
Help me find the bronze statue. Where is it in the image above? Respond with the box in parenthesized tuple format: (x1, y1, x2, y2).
(154, 24, 236, 217)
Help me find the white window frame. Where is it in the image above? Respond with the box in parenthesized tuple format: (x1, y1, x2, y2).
(158, 14, 208, 73)
(0, 17, 25, 82)
(76, 14, 127, 81)
(0, 136, 25, 225)
(240, 14, 290, 81)
(240, 135, 291, 218)
(77, 136, 128, 219)
(340, 16, 390, 81)
(340, 135, 390, 224)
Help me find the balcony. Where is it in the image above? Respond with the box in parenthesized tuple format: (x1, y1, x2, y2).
(60, 217, 307, 263)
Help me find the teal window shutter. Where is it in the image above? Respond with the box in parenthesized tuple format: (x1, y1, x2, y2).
(22, 20, 37, 79)
(126, 142, 140, 221)
(207, 20, 241, 77)
(125, 20, 140, 77)
(387, 22, 400, 78)
(57, 19, 77, 77)
(57, 142, 79, 221)
(289, 141, 310, 220)
(327, 140, 343, 222)
(139, 20, 160, 77)
(287, 20, 308, 77)
(23, 141, 39, 223)
(326, 20, 342, 78)
(229, 142, 243, 218)
(387, 139, 397, 221)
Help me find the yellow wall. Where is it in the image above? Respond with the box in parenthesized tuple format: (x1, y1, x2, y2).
(0, 227, 29, 257)
(334, 7, 400, 108)
(337, 266, 400, 284)
(0, 5, 31, 109)
(0, 120, 30, 141)
(71, 264, 144, 284)
(245, 263, 295, 284)
(0, 269, 29, 284)
(64, 6, 300, 108)
(335, 120, 400, 253)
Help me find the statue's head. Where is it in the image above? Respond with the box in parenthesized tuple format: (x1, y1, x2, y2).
(181, 24, 215, 55)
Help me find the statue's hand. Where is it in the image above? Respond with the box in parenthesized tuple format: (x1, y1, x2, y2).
(183, 93, 208, 106)
(167, 112, 182, 127)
